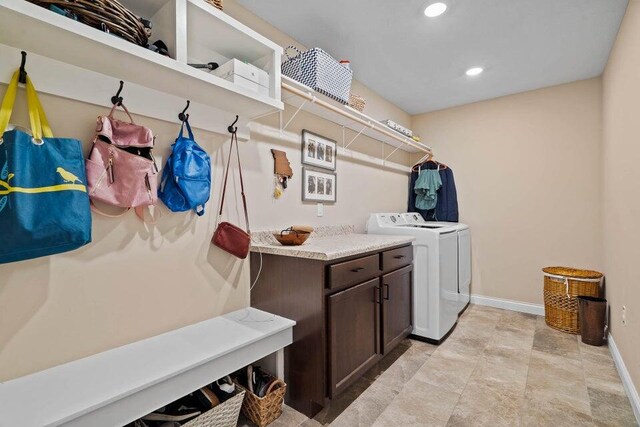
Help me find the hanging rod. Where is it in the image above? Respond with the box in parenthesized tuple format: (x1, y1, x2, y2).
(281, 82, 432, 154)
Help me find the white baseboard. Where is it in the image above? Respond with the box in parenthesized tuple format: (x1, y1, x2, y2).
(608, 334, 640, 424)
(470, 294, 545, 316)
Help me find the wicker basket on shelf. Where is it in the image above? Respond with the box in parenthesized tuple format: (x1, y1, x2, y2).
(182, 390, 245, 427)
(235, 376, 286, 427)
(27, 0, 148, 46)
(542, 266, 603, 334)
(206, 0, 224, 11)
(349, 93, 366, 112)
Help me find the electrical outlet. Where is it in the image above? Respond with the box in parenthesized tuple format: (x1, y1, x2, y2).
(317, 203, 324, 217)
(622, 305, 627, 326)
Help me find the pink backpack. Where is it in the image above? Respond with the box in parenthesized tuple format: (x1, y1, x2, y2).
(85, 104, 158, 220)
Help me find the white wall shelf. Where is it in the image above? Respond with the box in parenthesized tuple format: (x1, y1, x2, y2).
(0, 0, 284, 137)
(280, 76, 432, 155)
(0, 308, 295, 427)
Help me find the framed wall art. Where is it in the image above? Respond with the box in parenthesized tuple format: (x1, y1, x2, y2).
(301, 130, 337, 171)
(302, 168, 337, 203)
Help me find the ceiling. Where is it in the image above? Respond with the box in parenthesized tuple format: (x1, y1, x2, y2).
(236, 0, 628, 114)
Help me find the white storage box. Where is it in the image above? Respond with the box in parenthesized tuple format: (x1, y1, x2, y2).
(214, 59, 270, 97)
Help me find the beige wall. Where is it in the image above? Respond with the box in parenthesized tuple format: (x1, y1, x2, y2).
(602, 0, 640, 398)
(0, 5, 413, 380)
(0, 95, 411, 382)
(411, 78, 603, 305)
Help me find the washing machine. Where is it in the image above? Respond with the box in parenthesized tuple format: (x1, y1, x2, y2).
(366, 213, 471, 342)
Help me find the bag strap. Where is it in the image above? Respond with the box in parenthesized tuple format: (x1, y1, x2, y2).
(90, 201, 131, 218)
(90, 201, 158, 224)
(0, 72, 18, 136)
(26, 76, 53, 140)
(180, 119, 195, 140)
(108, 102, 135, 124)
(217, 130, 249, 233)
(0, 70, 53, 141)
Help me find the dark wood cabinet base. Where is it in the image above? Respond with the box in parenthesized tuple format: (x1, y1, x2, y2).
(250, 244, 413, 418)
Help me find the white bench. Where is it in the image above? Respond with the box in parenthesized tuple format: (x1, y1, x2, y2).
(0, 308, 295, 427)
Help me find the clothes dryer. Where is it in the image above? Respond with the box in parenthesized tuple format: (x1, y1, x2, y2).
(366, 213, 466, 341)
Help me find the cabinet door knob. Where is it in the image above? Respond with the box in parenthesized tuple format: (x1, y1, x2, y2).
(383, 283, 390, 300)
(374, 286, 382, 304)
(351, 267, 365, 272)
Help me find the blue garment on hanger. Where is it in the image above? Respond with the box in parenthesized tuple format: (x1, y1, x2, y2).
(408, 164, 459, 222)
(435, 167, 459, 222)
(414, 169, 441, 210)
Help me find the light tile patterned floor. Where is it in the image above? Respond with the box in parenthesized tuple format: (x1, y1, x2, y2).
(240, 304, 637, 427)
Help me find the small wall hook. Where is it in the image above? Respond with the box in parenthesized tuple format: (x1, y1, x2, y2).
(178, 100, 190, 122)
(18, 51, 27, 84)
(228, 115, 239, 134)
(111, 80, 124, 106)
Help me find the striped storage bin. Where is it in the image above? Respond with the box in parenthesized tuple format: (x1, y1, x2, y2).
(282, 46, 353, 105)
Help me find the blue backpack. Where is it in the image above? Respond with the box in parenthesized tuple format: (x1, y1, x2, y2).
(159, 120, 211, 216)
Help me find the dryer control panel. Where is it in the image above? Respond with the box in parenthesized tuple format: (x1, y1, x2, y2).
(401, 213, 428, 225)
(367, 213, 407, 229)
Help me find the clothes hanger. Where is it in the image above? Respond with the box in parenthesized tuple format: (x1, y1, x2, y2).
(431, 159, 448, 170)
(412, 152, 435, 171)
(412, 153, 449, 172)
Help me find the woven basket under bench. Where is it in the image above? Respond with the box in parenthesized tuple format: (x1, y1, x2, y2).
(543, 266, 603, 334)
(235, 376, 286, 427)
(182, 390, 245, 427)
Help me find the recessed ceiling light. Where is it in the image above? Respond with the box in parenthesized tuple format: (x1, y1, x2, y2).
(424, 2, 447, 17)
(466, 67, 484, 76)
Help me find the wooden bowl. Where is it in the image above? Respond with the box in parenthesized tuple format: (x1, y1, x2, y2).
(273, 230, 311, 246)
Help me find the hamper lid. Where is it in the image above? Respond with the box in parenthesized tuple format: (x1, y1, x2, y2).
(542, 266, 603, 279)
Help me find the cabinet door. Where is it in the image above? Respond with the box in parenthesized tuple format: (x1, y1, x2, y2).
(382, 265, 413, 354)
(328, 278, 381, 397)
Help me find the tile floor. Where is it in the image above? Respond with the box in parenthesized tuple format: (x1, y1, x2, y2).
(240, 304, 637, 427)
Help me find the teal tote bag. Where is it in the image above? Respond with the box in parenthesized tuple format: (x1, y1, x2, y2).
(0, 70, 91, 264)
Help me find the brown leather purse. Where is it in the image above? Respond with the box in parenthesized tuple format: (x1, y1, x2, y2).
(212, 127, 251, 259)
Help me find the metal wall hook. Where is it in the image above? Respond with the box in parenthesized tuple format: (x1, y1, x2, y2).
(178, 100, 190, 122)
(18, 51, 27, 84)
(228, 115, 239, 134)
(111, 80, 124, 106)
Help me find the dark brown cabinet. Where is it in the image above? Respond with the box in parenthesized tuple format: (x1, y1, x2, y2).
(250, 243, 412, 418)
(382, 265, 413, 354)
(328, 278, 381, 397)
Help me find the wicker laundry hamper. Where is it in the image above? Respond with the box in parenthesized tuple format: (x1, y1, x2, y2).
(542, 266, 603, 334)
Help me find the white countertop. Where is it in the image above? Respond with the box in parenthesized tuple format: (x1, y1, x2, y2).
(251, 231, 415, 261)
(0, 308, 295, 427)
